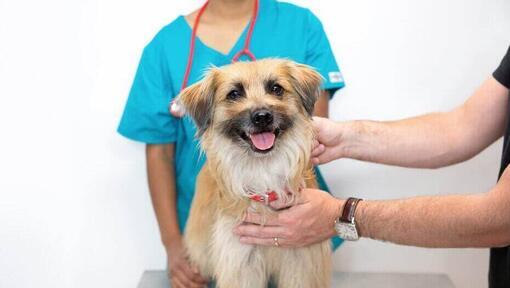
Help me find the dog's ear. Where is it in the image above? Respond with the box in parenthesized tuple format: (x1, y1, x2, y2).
(287, 62, 323, 116)
(176, 69, 218, 136)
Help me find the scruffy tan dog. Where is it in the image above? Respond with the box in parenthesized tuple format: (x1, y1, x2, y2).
(177, 59, 331, 288)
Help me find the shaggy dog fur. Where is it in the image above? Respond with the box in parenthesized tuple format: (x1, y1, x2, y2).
(177, 59, 331, 288)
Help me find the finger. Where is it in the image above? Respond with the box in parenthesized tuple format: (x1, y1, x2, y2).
(171, 274, 185, 288)
(239, 236, 288, 248)
(311, 143, 325, 157)
(172, 269, 189, 288)
(190, 265, 209, 284)
(234, 223, 287, 238)
(242, 212, 280, 226)
(174, 271, 204, 288)
(173, 266, 199, 288)
(269, 193, 293, 210)
(180, 263, 208, 285)
(312, 149, 337, 165)
(186, 280, 206, 288)
(269, 199, 292, 210)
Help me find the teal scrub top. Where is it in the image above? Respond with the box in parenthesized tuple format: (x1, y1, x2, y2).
(118, 0, 345, 250)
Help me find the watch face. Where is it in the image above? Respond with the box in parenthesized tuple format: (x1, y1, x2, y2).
(335, 222, 359, 241)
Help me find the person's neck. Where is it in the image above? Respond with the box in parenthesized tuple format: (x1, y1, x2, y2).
(206, 0, 254, 22)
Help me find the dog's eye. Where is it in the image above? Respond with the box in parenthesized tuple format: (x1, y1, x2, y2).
(270, 84, 284, 97)
(226, 89, 242, 101)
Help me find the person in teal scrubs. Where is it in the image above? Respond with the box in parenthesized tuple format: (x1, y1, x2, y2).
(118, 0, 345, 286)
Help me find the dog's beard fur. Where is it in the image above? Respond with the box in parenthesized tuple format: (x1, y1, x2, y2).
(203, 115, 313, 205)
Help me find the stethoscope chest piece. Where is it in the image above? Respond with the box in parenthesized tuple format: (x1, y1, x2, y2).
(169, 100, 186, 118)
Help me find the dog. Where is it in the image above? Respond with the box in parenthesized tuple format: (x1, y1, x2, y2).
(177, 59, 331, 288)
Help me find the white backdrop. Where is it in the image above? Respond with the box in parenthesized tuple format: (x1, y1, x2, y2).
(1, 0, 509, 287)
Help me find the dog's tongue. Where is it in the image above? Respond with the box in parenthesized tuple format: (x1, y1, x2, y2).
(249, 132, 276, 151)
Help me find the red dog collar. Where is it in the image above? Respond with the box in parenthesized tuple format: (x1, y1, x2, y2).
(249, 191, 278, 205)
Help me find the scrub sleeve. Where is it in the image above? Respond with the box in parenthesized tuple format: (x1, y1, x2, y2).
(118, 36, 177, 144)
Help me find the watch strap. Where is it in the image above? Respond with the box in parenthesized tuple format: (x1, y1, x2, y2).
(340, 197, 362, 223)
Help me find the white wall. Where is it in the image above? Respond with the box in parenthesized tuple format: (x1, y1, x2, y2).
(0, 0, 508, 287)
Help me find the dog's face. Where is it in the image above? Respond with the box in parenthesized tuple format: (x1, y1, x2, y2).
(178, 59, 322, 157)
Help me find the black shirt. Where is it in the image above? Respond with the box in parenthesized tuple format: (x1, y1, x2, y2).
(490, 45, 510, 288)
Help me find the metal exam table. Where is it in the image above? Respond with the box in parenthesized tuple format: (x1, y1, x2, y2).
(137, 270, 455, 288)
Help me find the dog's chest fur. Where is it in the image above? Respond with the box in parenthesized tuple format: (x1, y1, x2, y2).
(183, 140, 331, 288)
(206, 128, 310, 203)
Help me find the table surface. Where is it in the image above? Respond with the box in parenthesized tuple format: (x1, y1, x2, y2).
(137, 270, 455, 288)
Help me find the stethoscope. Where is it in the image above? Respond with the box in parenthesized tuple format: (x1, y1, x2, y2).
(169, 0, 259, 118)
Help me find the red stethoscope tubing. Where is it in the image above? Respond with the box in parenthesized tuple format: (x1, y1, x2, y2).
(170, 0, 259, 117)
(231, 0, 258, 63)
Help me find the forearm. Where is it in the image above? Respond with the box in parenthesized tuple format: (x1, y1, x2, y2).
(146, 144, 182, 250)
(341, 113, 461, 168)
(340, 77, 508, 168)
(355, 186, 510, 248)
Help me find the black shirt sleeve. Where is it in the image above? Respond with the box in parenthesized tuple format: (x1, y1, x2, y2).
(493, 46, 510, 89)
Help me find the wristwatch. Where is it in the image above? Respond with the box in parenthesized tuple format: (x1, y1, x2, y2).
(334, 197, 363, 241)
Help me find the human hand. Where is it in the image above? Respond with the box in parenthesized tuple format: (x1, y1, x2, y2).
(166, 243, 208, 288)
(233, 188, 343, 248)
(311, 117, 347, 165)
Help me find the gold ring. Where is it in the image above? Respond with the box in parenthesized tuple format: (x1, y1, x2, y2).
(273, 237, 280, 247)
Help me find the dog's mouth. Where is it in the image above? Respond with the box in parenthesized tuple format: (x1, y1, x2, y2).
(240, 128, 281, 154)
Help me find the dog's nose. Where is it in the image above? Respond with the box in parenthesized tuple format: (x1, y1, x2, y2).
(251, 109, 274, 128)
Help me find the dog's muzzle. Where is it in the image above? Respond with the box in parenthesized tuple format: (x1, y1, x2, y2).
(221, 107, 292, 154)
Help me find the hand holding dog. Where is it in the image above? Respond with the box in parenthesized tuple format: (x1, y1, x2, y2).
(311, 116, 350, 165)
(167, 244, 208, 288)
(234, 188, 343, 248)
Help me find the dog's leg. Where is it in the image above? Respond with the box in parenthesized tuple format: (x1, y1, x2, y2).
(274, 242, 331, 288)
(183, 165, 218, 277)
(184, 224, 213, 278)
(212, 216, 268, 288)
